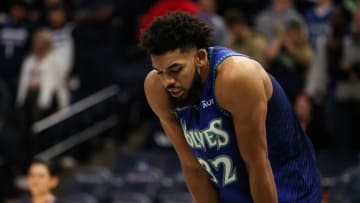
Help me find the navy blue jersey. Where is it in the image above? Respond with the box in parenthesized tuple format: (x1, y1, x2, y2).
(0, 18, 32, 78)
(174, 47, 321, 203)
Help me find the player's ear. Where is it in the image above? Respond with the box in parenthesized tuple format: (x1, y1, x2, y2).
(196, 48, 208, 67)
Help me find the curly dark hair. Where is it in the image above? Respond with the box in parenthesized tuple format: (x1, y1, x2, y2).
(140, 11, 214, 54)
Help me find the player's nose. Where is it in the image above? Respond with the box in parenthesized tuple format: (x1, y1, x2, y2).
(160, 73, 176, 87)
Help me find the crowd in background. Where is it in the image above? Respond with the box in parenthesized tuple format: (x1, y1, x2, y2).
(0, 0, 360, 201)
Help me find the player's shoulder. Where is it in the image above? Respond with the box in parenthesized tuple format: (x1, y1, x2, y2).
(216, 55, 264, 86)
(215, 55, 273, 101)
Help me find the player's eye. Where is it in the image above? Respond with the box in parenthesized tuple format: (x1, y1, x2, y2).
(170, 66, 182, 73)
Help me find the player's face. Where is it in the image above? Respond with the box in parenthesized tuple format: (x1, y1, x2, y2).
(27, 163, 58, 197)
(151, 48, 206, 107)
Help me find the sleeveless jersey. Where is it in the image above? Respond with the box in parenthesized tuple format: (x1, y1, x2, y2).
(174, 47, 321, 203)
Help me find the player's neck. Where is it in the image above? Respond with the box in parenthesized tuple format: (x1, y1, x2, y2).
(199, 61, 210, 86)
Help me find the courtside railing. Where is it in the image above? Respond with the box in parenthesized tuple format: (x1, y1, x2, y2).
(32, 85, 120, 135)
(31, 85, 129, 161)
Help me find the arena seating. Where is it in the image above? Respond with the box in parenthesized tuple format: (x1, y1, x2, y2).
(62, 193, 99, 203)
(59, 150, 191, 203)
(64, 166, 112, 203)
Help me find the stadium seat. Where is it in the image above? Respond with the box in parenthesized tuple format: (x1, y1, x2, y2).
(329, 166, 360, 203)
(110, 172, 161, 202)
(112, 192, 152, 203)
(64, 166, 111, 203)
(317, 149, 359, 179)
(158, 191, 192, 203)
(112, 151, 160, 175)
(62, 193, 98, 203)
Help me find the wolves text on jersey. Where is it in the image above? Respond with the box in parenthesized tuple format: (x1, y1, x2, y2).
(181, 118, 230, 151)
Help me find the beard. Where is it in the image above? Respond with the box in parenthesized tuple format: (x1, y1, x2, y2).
(168, 67, 204, 108)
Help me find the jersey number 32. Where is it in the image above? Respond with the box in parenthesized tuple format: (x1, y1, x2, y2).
(198, 155, 237, 187)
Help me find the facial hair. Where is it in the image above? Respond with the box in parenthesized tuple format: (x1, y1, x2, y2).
(168, 66, 204, 108)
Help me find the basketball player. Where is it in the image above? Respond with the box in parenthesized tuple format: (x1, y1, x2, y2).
(141, 11, 321, 203)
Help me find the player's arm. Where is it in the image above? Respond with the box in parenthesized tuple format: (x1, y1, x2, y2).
(144, 71, 220, 203)
(216, 57, 278, 203)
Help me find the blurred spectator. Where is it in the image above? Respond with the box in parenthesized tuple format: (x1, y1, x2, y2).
(224, 9, 268, 66)
(16, 29, 69, 171)
(17, 28, 69, 115)
(305, 6, 352, 148)
(266, 19, 313, 103)
(345, 0, 360, 12)
(72, 0, 118, 100)
(304, 0, 335, 50)
(216, 0, 270, 23)
(24, 159, 60, 203)
(198, 0, 230, 46)
(334, 8, 360, 149)
(341, 9, 360, 84)
(47, 4, 74, 99)
(28, 0, 73, 27)
(0, 1, 33, 105)
(294, 92, 328, 150)
(324, 6, 352, 83)
(294, 92, 312, 131)
(255, 0, 305, 41)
